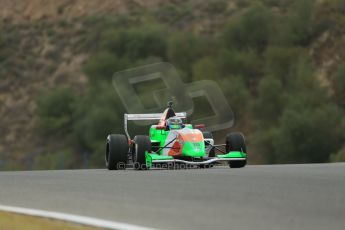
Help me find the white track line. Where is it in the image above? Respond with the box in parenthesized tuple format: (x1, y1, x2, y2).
(0, 204, 156, 230)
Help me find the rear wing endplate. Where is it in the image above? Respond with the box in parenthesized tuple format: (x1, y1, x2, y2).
(124, 112, 187, 140)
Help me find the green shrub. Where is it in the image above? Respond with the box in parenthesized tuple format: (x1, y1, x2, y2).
(264, 46, 302, 82)
(284, 55, 327, 110)
(36, 88, 76, 135)
(57, 19, 69, 28)
(261, 0, 290, 8)
(84, 51, 129, 84)
(277, 0, 329, 46)
(272, 105, 344, 163)
(192, 57, 221, 81)
(89, 140, 108, 167)
(220, 76, 251, 118)
(250, 127, 278, 164)
(155, 3, 193, 23)
(33, 148, 76, 170)
(73, 106, 121, 150)
(252, 75, 284, 125)
(101, 26, 167, 61)
(330, 146, 345, 162)
(331, 64, 345, 107)
(45, 49, 60, 60)
(0, 32, 16, 63)
(0, 32, 3, 47)
(202, 0, 228, 14)
(72, 84, 123, 150)
(57, 4, 66, 15)
(220, 49, 263, 85)
(223, 3, 273, 53)
(235, 0, 251, 8)
(168, 32, 207, 78)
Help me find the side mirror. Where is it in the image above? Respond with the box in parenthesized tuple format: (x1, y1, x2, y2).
(195, 124, 205, 129)
(156, 125, 165, 130)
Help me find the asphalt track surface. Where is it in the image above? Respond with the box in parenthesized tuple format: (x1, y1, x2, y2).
(0, 163, 344, 230)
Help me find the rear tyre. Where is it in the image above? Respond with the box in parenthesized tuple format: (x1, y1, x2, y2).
(106, 134, 128, 170)
(133, 135, 151, 170)
(226, 132, 247, 168)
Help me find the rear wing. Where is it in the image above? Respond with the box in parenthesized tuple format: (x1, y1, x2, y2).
(124, 112, 187, 140)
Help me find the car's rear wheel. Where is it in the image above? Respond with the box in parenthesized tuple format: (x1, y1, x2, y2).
(133, 135, 151, 170)
(226, 132, 247, 168)
(106, 134, 128, 170)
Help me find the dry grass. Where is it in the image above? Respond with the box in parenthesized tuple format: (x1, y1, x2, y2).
(0, 211, 100, 230)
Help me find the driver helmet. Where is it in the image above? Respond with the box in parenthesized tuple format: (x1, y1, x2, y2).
(166, 116, 183, 130)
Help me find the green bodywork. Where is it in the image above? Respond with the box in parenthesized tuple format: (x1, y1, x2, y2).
(145, 152, 173, 168)
(146, 125, 247, 168)
(217, 151, 247, 159)
(182, 141, 205, 157)
(150, 124, 205, 157)
(150, 124, 192, 146)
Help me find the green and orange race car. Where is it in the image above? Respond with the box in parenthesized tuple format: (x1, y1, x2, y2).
(105, 102, 247, 170)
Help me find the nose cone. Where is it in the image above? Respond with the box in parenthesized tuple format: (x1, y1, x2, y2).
(177, 128, 203, 142)
(182, 141, 205, 157)
(177, 129, 205, 157)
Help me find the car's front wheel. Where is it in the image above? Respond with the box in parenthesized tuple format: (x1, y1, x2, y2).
(226, 132, 247, 168)
(229, 160, 247, 168)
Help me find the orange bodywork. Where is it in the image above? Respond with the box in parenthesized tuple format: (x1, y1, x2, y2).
(168, 141, 182, 156)
(179, 132, 203, 142)
(167, 131, 203, 156)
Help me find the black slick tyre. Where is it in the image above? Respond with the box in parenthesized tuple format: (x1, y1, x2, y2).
(105, 134, 128, 170)
(133, 135, 151, 170)
(226, 132, 247, 168)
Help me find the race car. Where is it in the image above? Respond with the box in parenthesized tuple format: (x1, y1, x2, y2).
(105, 102, 247, 170)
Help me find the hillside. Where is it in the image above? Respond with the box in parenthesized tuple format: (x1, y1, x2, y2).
(0, 0, 344, 169)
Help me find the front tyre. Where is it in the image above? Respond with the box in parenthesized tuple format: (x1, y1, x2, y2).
(229, 160, 247, 168)
(226, 132, 247, 168)
(106, 134, 128, 170)
(133, 135, 151, 170)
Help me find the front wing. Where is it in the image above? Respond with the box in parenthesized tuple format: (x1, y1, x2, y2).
(145, 151, 247, 168)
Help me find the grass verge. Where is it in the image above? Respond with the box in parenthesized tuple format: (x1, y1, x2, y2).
(0, 211, 100, 230)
